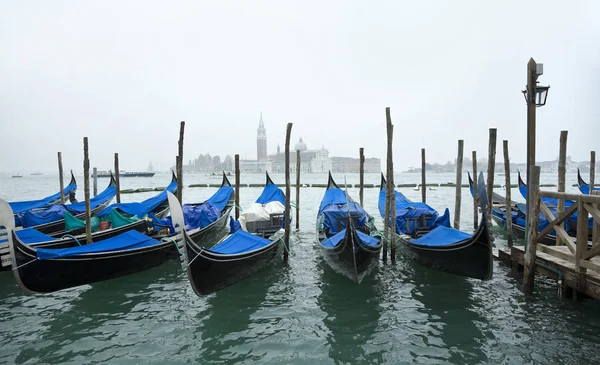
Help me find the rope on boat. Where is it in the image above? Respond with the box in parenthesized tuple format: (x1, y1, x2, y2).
(278, 237, 291, 255)
(371, 232, 402, 249)
(60, 234, 82, 246)
(12, 258, 38, 271)
(233, 204, 244, 212)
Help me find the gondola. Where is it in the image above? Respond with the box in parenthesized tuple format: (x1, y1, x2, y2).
(516, 171, 593, 240)
(1, 199, 182, 294)
(0, 173, 178, 272)
(169, 173, 285, 296)
(380, 173, 492, 280)
(162, 172, 236, 246)
(577, 168, 599, 195)
(9, 171, 77, 221)
(16, 174, 118, 236)
(316, 173, 382, 284)
(466, 172, 560, 245)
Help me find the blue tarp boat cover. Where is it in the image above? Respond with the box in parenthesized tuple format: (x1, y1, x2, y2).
(210, 229, 274, 254)
(66, 184, 117, 214)
(20, 205, 68, 228)
(408, 226, 472, 247)
(15, 228, 56, 244)
(255, 183, 285, 205)
(321, 202, 367, 235)
(19, 184, 116, 227)
(96, 180, 177, 218)
(36, 230, 161, 260)
(206, 185, 234, 211)
(320, 228, 380, 249)
(378, 189, 450, 235)
(152, 202, 221, 232)
(9, 181, 77, 214)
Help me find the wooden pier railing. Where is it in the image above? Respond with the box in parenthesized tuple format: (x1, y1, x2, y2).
(524, 175, 600, 295)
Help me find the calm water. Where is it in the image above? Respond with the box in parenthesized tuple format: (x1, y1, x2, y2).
(1, 172, 600, 365)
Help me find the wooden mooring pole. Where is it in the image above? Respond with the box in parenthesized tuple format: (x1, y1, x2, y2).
(359, 147, 364, 207)
(57, 152, 65, 204)
(93, 167, 98, 197)
(383, 107, 396, 263)
(526, 58, 537, 228)
(421, 148, 426, 203)
(177, 121, 185, 204)
(591, 151, 597, 247)
(503, 140, 513, 247)
(486, 128, 497, 222)
(523, 165, 541, 295)
(114, 153, 121, 203)
(472, 151, 479, 230)
(83, 137, 92, 244)
(296, 149, 300, 230)
(234, 154, 240, 220)
(557, 131, 568, 246)
(454, 140, 463, 230)
(284, 122, 293, 263)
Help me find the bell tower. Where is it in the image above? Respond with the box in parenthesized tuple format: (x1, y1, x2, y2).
(257, 112, 267, 161)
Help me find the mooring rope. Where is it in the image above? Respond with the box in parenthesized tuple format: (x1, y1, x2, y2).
(60, 234, 82, 246)
(12, 257, 38, 271)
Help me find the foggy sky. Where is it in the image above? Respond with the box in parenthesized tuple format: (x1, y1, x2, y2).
(1, 1, 599, 174)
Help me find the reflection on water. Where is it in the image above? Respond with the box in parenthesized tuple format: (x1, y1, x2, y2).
(318, 260, 384, 364)
(2, 175, 600, 364)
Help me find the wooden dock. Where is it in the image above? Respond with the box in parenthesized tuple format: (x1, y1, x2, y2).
(493, 245, 600, 300)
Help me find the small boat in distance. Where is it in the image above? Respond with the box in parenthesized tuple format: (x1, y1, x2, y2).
(96, 170, 155, 178)
(12, 174, 23, 178)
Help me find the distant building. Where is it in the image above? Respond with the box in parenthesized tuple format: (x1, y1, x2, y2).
(240, 114, 380, 173)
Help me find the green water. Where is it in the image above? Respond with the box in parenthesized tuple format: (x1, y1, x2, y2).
(1, 173, 600, 364)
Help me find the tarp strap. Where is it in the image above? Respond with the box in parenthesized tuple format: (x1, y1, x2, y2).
(233, 205, 244, 212)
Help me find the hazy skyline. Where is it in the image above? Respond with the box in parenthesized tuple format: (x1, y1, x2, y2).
(1, 1, 599, 174)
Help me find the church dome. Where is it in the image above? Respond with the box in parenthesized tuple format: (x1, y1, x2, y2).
(295, 137, 307, 152)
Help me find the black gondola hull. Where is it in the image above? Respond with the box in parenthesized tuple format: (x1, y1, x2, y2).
(399, 218, 493, 280)
(184, 230, 284, 295)
(10, 235, 177, 294)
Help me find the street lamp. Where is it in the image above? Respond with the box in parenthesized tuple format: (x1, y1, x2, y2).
(522, 84, 550, 106)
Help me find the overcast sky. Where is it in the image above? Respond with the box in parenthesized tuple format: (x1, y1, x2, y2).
(1, 1, 599, 173)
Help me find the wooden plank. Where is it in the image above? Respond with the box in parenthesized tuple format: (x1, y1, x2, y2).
(580, 259, 600, 273)
(540, 191, 600, 204)
(537, 202, 578, 249)
(583, 243, 600, 260)
(584, 202, 600, 224)
(537, 244, 575, 264)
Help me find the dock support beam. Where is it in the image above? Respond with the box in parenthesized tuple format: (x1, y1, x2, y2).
(503, 140, 513, 247)
(523, 165, 541, 295)
(384, 107, 396, 263)
(472, 151, 479, 230)
(283, 123, 293, 263)
(454, 140, 463, 230)
(93, 167, 98, 197)
(486, 128, 497, 223)
(296, 149, 300, 230)
(57, 152, 65, 204)
(176, 121, 185, 204)
(421, 148, 426, 203)
(83, 137, 92, 244)
(557, 131, 568, 245)
(359, 147, 364, 207)
(235, 154, 240, 220)
(114, 153, 121, 203)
